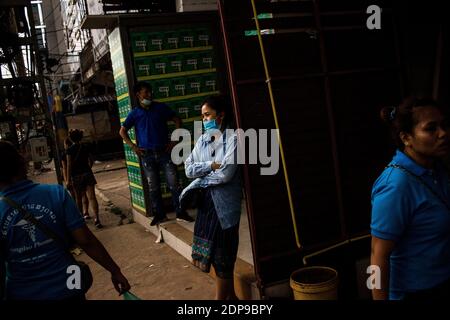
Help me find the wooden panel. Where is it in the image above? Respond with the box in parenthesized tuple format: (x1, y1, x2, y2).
(330, 72, 402, 234)
(220, 0, 404, 289)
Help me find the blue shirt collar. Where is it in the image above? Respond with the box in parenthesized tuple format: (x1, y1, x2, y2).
(391, 149, 439, 176)
(0, 179, 36, 196)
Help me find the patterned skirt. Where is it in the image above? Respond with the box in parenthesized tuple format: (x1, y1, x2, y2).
(191, 188, 239, 279)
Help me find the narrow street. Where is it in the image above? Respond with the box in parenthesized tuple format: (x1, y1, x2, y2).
(30, 160, 216, 300)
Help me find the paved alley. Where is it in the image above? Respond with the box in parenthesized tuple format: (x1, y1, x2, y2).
(29, 160, 216, 300)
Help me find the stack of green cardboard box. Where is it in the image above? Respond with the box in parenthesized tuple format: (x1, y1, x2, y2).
(109, 29, 146, 213)
(110, 24, 221, 215)
(130, 25, 221, 200)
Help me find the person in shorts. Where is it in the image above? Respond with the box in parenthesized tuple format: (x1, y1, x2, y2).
(66, 129, 103, 229)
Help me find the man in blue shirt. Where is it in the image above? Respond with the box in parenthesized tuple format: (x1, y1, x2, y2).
(0, 140, 130, 300)
(119, 81, 194, 225)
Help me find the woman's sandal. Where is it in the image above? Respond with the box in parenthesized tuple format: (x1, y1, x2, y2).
(94, 219, 104, 229)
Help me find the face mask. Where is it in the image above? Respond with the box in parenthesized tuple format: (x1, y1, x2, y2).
(203, 119, 220, 131)
(141, 98, 152, 107)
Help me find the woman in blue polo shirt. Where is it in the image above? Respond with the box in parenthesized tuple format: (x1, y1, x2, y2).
(371, 97, 450, 300)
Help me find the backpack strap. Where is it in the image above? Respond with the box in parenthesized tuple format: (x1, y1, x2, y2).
(0, 196, 73, 256)
(386, 164, 450, 212)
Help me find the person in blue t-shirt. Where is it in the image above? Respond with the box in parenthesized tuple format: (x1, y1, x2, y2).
(119, 81, 194, 226)
(371, 97, 450, 300)
(0, 141, 130, 300)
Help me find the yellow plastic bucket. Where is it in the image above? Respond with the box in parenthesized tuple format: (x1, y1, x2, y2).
(290, 266, 339, 300)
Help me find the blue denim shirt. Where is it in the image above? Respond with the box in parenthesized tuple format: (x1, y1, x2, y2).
(180, 129, 242, 229)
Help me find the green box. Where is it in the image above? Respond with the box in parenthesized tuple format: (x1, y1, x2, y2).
(128, 152, 135, 165)
(152, 79, 172, 99)
(179, 30, 195, 48)
(115, 78, 123, 96)
(136, 173, 141, 186)
(186, 76, 203, 95)
(167, 54, 183, 73)
(118, 101, 128, 116)
(202, 74, 218, 92)
(121, 107, 131, 120)
(130, 167, 137, 184)
(129, 128, 136, 141)
(134, 167, 142, 185)
(150, 56, 169, 75)
(147, 32, 164, 51)
(173, 101, 190, 119)
(119, 108, 126, 120)
(166, 101, 178, 112)
(132, 189, 141, 207)
(131, 32, 148, 52)
(119, 98, 131, 117)
(116, 80, 123, 96)
(160, 181, 169, 195)
(199, 51, 214, 69)
(171, 77, 188, 97)
(134, 57, 152, 77)
(127, 151, 136, 164)
(124, 146, 130, 162)
(127, 170, 134, 184)
(133, 189, 143, 207)
(118, 77, 128, 96)
(195, 28, 211, 47)
(122, 98, 131, 111)
(183, 53, 199, 71)
(164, 30, 180, 50)
(190, 99, 203, 118)
(139, 191, 144, 207)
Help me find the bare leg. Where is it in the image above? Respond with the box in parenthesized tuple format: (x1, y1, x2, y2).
(67, 185, 75, 199)
(74, 189, 84, 216)
(82, 192, 90, 216)
(85, 184, 99, 221)
(215, 275, 238, 300)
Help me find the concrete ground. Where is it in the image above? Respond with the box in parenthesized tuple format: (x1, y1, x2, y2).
(80, 223, 215, 300)
(29, 159, 216, 300)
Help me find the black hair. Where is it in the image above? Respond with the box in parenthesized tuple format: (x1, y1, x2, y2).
(202, 95, 234, 129)
(69, 129, 83, 143)
(380, 97, 445, 149)
(0, 140, 26, 184)
(133, 81, 152, 95)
